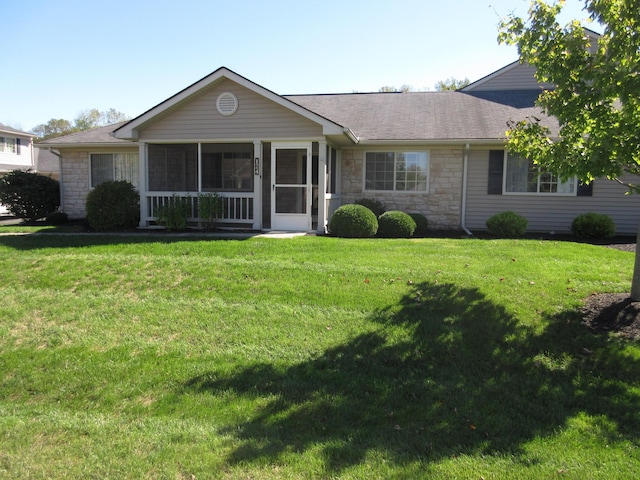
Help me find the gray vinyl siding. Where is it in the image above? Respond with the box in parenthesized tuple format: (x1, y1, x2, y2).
(465, 149, 640, 235)
(139, 79, 323, 141)
(465, 63, 555, 92)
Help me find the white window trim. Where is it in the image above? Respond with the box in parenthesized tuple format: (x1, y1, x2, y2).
(89, 152, 139, 188)
(502, 152, 577, 196)
(0, 136, 17, 154)
(363, 150, 430, 193)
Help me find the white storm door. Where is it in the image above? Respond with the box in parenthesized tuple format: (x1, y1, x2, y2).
(271, 142, 312, 231)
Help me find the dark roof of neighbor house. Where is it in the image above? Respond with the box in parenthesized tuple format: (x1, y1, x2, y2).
(36, 122, 131, 147)
(34, 90, 558, 146)
(0, 123, 37, 138)
(286, 89, 557, 141)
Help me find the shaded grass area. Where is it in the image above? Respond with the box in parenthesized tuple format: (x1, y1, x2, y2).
(0, 234, 638, 478)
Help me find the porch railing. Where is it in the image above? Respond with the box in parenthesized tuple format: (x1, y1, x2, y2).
(144, 192, 254, 225)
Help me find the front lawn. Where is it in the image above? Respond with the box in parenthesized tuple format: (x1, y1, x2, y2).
(0, 234, 638, 479)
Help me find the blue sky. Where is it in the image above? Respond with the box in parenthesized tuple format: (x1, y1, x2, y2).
(2, 0, 593, 131)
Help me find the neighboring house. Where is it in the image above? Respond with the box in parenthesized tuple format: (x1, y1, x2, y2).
(1, 123, 37, 215)
(36, 57, 640, 235)
(34, 148, 61, 180)
(1, 123, 35, 174)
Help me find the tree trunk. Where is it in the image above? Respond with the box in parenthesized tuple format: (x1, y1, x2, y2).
(631, 225, 640, 302)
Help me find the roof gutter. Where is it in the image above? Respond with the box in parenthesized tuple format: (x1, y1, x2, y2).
(34, 142, 137, 149)
(344, 128, 359, 144)
(460, 143, 473, 236)
(358, 138, 507, 146)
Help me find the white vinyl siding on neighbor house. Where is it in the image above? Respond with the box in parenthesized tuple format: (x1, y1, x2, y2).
(464, 149, 640, 235)
(90, 153, 139, 187)
(364, 151, 429, 192)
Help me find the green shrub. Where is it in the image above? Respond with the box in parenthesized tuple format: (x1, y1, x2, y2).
(571, 212, 615, 239)
(355, 198, 387, 217)
(408, 213, 429, 237)
(45, 210, 68, 225)
(155, 194, 191, 231)
(198, 192, 225, 231)
(486, 211, 528, 237)
(329, 204, 378, 238)
(377, 211, 417, 238)
(85, 181, 140, 231)
(0, 169, 60, 221)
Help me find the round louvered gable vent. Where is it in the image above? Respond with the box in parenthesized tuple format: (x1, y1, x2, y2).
(216, 92, 238, 116)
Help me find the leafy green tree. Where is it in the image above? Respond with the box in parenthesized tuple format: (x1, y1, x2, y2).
(379, 85, 414, 93)
(498, 0, 640, 299)
(32, 118, 74, 140)
(498, 0, 640, 191)
(32, 109, 129, 140)
(434, 77, 470, 91)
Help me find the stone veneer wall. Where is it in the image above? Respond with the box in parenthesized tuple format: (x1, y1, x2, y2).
(340, 148, 464, 229)
(60, 148, 139, 219)
(60, 150, 90, 219)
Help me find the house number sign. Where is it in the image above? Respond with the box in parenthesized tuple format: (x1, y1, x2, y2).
(254, 157, 260, 176)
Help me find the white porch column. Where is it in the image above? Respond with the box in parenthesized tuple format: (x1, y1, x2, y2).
(253, 140, 262, 230)
(138, 142, 148, 227)
(317, 140, 327, 234)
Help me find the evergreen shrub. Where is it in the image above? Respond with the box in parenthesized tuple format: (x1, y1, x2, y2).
(571, 212, 615, 239)
(0, 170, 60, 221)
(408, 213, 429, 237)
(354, 198, 387, 217)
(329, 204, 378, 238)
(486, 211, 528, 237)
(377, 210, 417, 238)
(85, 181, 140, 231)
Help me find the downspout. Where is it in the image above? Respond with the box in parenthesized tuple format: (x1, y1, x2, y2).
(48, 149, 64, 212)
(460, 143, 473, 236)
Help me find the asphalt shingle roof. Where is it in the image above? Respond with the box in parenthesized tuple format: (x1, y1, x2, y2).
(34, 90, 558, 146)
(285, 90, 558, 142)
(36, 122, 130, 146)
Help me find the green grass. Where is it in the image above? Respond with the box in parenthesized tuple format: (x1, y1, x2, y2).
(0, 233, 638, 479)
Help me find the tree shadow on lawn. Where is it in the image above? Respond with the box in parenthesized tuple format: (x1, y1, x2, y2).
(183, 282, 640, 473)
(0, 232, 246, 250)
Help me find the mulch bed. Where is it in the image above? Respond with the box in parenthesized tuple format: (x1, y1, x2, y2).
(581, 242, 640, 341)
(583, 292, 640, 340)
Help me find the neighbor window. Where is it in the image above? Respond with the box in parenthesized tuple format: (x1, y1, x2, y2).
(505, 153, 575, 194)
(0, 136, 18, 154)
(90, 153, 139, 188)
(365, 151, 429, 192)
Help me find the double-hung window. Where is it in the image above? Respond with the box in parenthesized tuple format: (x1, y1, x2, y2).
(365, 151, 429, 192)
(505, 153, 575, 194)
(0, 136, 18, 154)
(90, 153, 139, 188)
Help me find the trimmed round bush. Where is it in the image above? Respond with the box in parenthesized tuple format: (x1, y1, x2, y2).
(355, 198, 387, 217)
(45, 210, 68, 225)
(408, 213, 429, 237)
(486, 211, 528, 237)
(85, 180, 140, 231)
(571, 212, 615, 239)
(377, 210, 417, 238)
(329, 204, 378, 238)
(0, 169, 60, 221)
